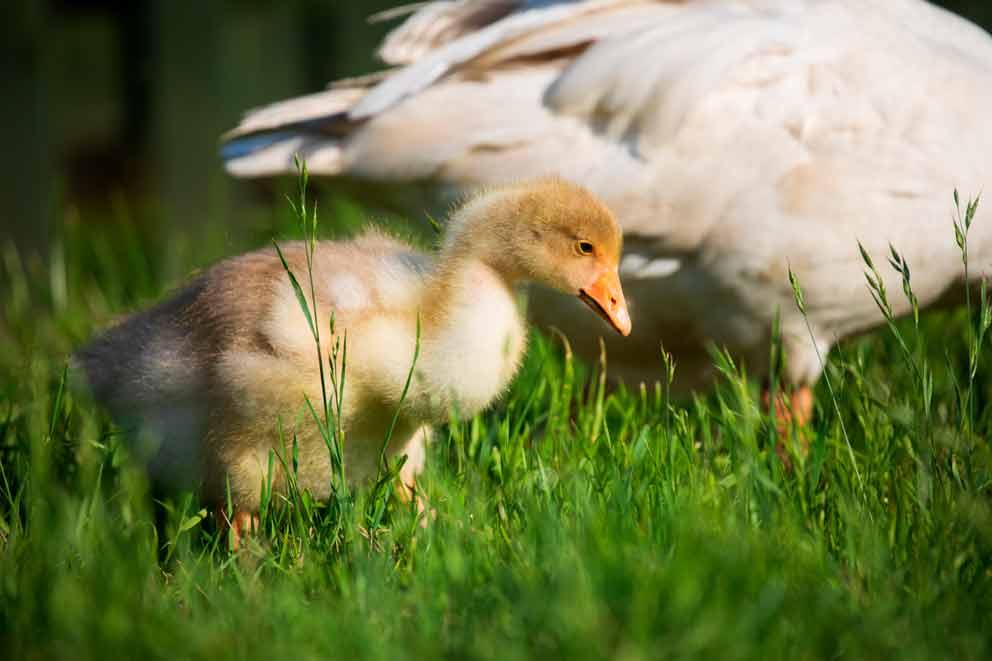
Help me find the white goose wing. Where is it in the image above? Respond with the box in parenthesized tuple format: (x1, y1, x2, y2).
(223, 0, 700, 264)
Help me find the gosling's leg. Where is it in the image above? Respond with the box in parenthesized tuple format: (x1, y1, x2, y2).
(395, 475, 428, 520)
(396, 426, 433, 527)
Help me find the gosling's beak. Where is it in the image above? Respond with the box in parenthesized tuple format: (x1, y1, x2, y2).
(579, 267, 631, 336)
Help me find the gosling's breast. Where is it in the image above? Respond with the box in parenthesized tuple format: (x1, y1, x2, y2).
(419, 269, 526, 418)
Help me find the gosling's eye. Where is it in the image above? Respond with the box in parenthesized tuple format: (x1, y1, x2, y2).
(576, 240, 595, 256)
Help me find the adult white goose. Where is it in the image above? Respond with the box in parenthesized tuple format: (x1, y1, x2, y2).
(77, 179, 629, 542)
(223, 0, 992, 416)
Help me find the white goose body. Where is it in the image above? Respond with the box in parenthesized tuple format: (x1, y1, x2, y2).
(223, 0, 992, 390)
(77, 180, 629, 513)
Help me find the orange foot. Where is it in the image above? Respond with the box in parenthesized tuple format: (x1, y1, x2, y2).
(761, 384, 813, 468)
(215, 507, 260, 551)
(396, 477, 435, 528)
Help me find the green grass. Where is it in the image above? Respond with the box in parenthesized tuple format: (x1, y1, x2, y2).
(2, 187, 991, 660)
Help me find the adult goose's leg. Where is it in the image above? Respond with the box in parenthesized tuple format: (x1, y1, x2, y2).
(215, 507, 260, 551)
(762, 385, 814, 468)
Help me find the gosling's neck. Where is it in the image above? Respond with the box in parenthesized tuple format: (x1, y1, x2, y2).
(412, 234, 528, 419)
(425, 230, 522, 311)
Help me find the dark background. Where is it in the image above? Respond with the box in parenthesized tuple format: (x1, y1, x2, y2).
(3, 0, 991, 263)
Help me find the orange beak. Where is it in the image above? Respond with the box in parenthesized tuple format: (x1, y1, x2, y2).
(579, 266, 631, 337)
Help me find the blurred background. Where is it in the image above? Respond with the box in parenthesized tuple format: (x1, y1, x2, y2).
(3, 0, 992, 272)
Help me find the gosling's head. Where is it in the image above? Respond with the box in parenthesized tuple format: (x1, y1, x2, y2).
(447, 178, 631, 336)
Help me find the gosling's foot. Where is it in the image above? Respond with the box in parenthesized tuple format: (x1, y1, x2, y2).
(396, 478, 435, 528)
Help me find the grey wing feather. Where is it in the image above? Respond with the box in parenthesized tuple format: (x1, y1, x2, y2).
(375, 0, 586, 64)
(353, 0, 607, 118)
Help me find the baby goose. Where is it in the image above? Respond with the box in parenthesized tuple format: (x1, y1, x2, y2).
(76, 178, 630, 540)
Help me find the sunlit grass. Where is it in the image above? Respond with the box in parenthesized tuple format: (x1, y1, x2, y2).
(1, 186, 991, 659)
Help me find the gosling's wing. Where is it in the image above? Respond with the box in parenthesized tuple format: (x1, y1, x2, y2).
(208, 238, 432, 360)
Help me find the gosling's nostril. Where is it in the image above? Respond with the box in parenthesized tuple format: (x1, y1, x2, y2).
(610, 297, 617, 306)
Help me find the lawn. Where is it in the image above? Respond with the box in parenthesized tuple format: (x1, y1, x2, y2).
(1, 187, 991, 660)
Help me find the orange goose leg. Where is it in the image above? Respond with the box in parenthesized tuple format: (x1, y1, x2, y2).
(762, 385, 814, 468)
